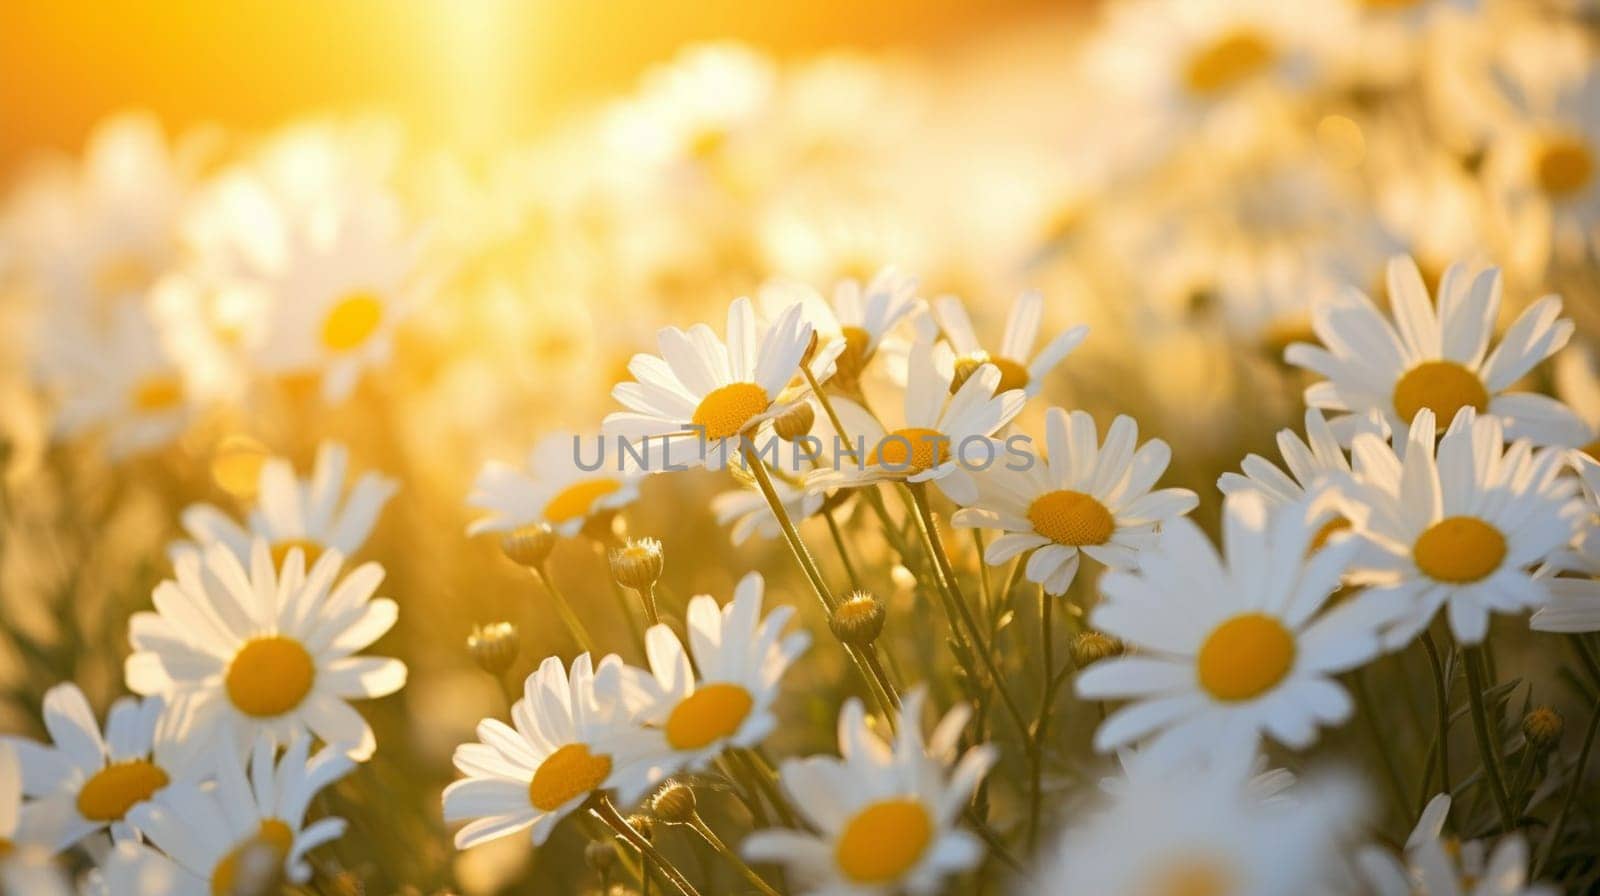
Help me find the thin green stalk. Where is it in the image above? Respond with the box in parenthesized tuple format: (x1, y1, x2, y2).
(1569, 634, 1600, 692)
(738, 748, 799, 828)
(591, 797, 702, 896)
(1352, 667, 1409, 822)
(531, 566, 597, 655)
(687, 813, 782, 896)
(1421, 631, 1452, 806)
(823, 507, 864, 593)
(1463, 646, 1515, 833)
(1027, 584, 1055, 851)
(1534, 700, 1600, 878)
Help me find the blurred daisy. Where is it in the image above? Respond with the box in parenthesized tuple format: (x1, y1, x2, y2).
(1535, 452, 1600, 634)
(126, 541, 406, 760)
(1077, 490, 1387, 760)
(603, 297, 815, 470)
(125, 734, 354, 894)
(1039, 746, 1364, 896)
(1553, 346, 1600, 457)
(442, 654, 663, 848)
(1286, 256, 1586, 446)
(6, 684, 194, 850)
(807, 341, 1025, 505)
(712, 463, 824, 546)
(1358, 793, 1556, 896)
(81, 842, 189, 896)
(931, 290, 1087, 397)
(1219, 408, 1374, 510)
(466, 431, 641, 538)
(953, 408, 1197, 595)
(173, 441, 397, 568)
(1485, 68, 1600, 268)
(743, 688, 995, 895)
(1344, 408, 1583, 647)
(0, 741, 73, 896)
(758, 267, 924, 386)
(635, 572, 809, 772)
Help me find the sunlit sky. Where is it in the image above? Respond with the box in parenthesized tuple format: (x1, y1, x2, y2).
(0, 0, 1052, 177)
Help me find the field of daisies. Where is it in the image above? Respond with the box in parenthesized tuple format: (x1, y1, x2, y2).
(5, 1, 1600, 894)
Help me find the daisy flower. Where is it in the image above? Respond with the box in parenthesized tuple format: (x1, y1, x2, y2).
(0, 741, 73, 896)
(172, 440, 397, 569)
(82, 842, 189, 896)
(1484, 68, 1600, 269)
(441, 654, 663, 848)
(743, 688, 995, 895)
(466, 431, 641, 538)
(1553, 345, 1600, 457)
(5, 684, 195, 850)
(1286, 255, 1586, 446)
(1343, 408, 1584, 647)
(712, 464, 825, 546)
(1358, 793, 1557, 896)
(952, 408, 1197, 595)
(757, 267, 924, 386)
(633, 572, 809, 772)
(1038, 747, 1364, 896)
(1077, 489, 1389, 761)
(806, 340, 1025, 505)
(1219, 408, 1374, 508)
(1531, 454, 1600, 633)
(124, 734, 355, 895)
(602, 297, 815, 471)
(126, 541, 407, 761)
(931, 289, 1087, 398)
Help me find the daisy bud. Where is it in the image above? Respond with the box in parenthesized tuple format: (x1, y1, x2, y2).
(585, 839, 617, 874)
(501, 523, 557, 568)
(650, 781, 698, 824)
(610, 538, 664, 592)
(467, 622, 520, 676)
(1523, 707, 1564, 750)
(625, 814, 655, 843)
(772, 401, 816, 442)
(830, 592, 886, 646)
(1072, 631, 1123, 667)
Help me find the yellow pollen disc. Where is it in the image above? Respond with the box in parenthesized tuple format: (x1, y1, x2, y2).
(1582, 439, 1600, 462)
(75, 760, 170, 822)
(835, 798, 933, 884)
(836, 326, 873, 380)
(1391, 360, 1488, 425)
(692, 382, 770, 440)
(211, 435, 271, 500)
(1027, 490, 1115, 546)
(1413, 516, 1506, 584)
(990, 357, 1031, 394)
(270, 539, 324, 570)
(1534, 136, 1595, 198)
(527, 743, 613, 811)
(869, 427, 951, 473)
(1197, 613, 1296, 702)
(131, 375, 184, 413)
(1310, 517, 1351, 553)
(544, 479, 623, 525)
(1183, 30, 1275, 95)
(210, 819, 294, 896)
(1141, 856, 1238, 896)
(665, 683, 754, 750)
(226, 636, 316, 718)
(94, 253, 155, 298)
(320, 292, 384, 352)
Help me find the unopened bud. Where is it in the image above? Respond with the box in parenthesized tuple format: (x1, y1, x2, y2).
(1523, 707, 1564, 750)
(1072, 631, 1123, 667)
(650, 781, 698, 824)
(610, 538, 664, 591)
(830, 592, 886, 646)
(772, 402, 816, 442)
(467, 622, 520, 676)
(501, 523, 557, 568)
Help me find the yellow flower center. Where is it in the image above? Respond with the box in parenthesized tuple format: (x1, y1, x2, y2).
(1391, 360, 1488, 425)
(1534, 136, 1595, 198)
(1197, 613, 1296, 702)
(527, 743, 613, 811)
(1139, 855, 1238, 896)
(869, 427, 951, 473)
(692, 382, 770, 440)
(75, 760, 170, 822)
(131, 375, 184, 413)
(269, 539, 325, 570)
(1183, 30, 1275, 95)
(664, 682, 754, 751)
(320, 291, 384, 352)
(210, 819, 294, 896)
(834, 798, 933, 885)
(1027, 490, 1115, 546)
(1582, 439, 1600, 462)
(1310, 517, 1351, 553)
(93, 253, 156, 299)
(211, 435, 271, 500)
(544, 479, 623, 525)
(835, 325, 873, 381)
(954, 353, 1030, 395)
(226, 636, 316, 718)
(1413, 516, 1506, 584)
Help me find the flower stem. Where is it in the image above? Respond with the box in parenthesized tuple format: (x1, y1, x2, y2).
(1463, 645, 1515, 833)
(1420, 631, 1452, 808)
(591, 796, 702, 896)
(1027, 583, 1055, 852)
(687, 813, 781, 896)
(1535, 698, 1600, 878)
(531, 566, 597, 656)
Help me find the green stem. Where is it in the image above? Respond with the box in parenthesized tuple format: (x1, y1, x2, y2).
(1463, 646, 1515, 833)
(591, 797, 701, 896)
(1027, 584, 1054, 851)
(1535, 699, 1600, 878)
(1421, 631, 1452, 807)
(532, 566, 597, 655)
(823, 508, 864, 594)
(688, 814, 781, 896)
(737, 748, 799, 828)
